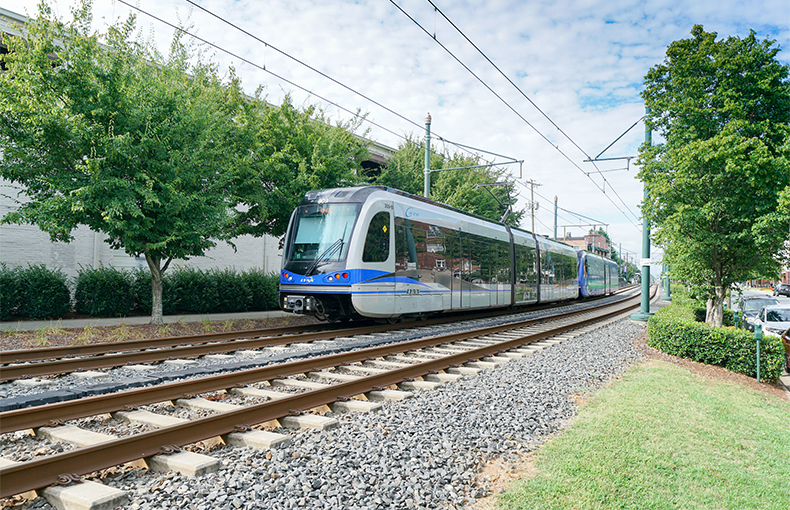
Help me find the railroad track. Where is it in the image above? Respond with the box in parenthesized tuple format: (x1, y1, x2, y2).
(0, 287, 652, 502)
(0, 285, 639, 382)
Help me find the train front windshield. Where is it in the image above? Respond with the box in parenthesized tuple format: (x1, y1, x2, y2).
(286, 203, 360, 266)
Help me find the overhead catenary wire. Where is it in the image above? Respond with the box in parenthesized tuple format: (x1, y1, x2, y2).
(119, 0, 505, 168)
(391, 0, 641, 229)
(531, 188, 607, 226)
(179, 0, 511, 168)
(119, 0, 636, 231)
(117, 0, 410, 144)
(425, 0, 640, 225)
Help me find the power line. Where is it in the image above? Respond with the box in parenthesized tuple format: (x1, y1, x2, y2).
(425, 0, 640, 225)
(391, 0, 641, 229)
(117, 0, 410, 144)
(119, 0, 504, 167)
(531, 187, 607, 226)
(180, 0, 511, 167)
(423, 1, 640, 225)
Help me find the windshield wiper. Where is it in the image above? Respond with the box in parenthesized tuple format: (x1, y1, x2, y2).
(305, 223, 348, 276)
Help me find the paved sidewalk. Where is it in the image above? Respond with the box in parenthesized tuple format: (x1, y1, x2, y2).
(0, 309, 292, 332)
(780, 373, 790, 402)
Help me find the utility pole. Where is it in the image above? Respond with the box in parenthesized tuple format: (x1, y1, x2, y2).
(524, 179, 542, 233)
(423, 113, 432, 199)
(631, 106, 654, 321)
(553, 196, 558, 241)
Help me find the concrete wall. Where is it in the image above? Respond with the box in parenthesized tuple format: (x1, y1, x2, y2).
(0, 178, 283, 279)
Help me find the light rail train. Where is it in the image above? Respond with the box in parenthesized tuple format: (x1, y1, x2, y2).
(279, 186, 618, 321)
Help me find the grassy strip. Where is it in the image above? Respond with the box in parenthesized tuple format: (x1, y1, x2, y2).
(497, 361, 790, 509)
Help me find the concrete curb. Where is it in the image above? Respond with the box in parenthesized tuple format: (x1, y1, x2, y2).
(780, 373, 790, 402)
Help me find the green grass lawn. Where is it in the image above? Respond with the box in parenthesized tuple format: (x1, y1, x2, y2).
(496, 361, 790, 509)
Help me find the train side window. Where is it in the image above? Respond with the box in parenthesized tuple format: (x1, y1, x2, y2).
(363, 212, 390, 263)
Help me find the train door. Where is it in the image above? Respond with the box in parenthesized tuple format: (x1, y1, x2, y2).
(351, 201, 395, 318)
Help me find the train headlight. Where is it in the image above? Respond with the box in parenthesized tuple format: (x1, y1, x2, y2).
(324, 272, 350, 283)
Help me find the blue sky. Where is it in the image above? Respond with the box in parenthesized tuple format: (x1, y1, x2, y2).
(7, 0, 790, 265)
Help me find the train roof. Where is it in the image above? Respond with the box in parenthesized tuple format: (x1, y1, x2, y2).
(300, 185, 512, 229)
(300, 185, 606, 257)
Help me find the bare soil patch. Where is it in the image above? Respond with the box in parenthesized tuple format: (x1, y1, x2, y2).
(0, 315, 322, 352)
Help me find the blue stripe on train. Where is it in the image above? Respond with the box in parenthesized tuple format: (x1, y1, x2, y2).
(280, 268, 433, 288)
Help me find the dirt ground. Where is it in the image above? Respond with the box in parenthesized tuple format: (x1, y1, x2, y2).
(0, 314, 322, 352)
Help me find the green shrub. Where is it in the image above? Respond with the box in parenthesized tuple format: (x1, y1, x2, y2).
(132, 267, 176, 315)
(0, 263, 22, 320)
(211, 268, 251, 313)
(243, 268, 280, 311)
(131, 266, 280, 316)
(169, 267, 218, 314)
(648, 304, 785, 382)
(17, 264, 71, 319)
(75, 266, 135, 317)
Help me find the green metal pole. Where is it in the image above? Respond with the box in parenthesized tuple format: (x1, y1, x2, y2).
(423, 113, 432, 199)
(754, 324, 762, 383)
(554, 196, 558, 241)
(666, 263, 671, 300)
(631, 105, 653, 321)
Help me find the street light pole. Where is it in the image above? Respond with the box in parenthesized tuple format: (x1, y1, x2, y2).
(423, 113, 432, 199)
(631, 105, 654, 321)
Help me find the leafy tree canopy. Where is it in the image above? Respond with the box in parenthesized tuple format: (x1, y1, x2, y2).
(637, 25, 790, 325)
(0, 0, 368, 323)
(369, 135, 524, 227)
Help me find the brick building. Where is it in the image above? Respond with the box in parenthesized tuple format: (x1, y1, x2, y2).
(561, 232, 611, 258)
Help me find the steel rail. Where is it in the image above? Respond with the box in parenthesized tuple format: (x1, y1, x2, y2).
(0, 293, 643, 434)
(0, 291, 635, 365)
(0, 294, 642, 498)
(0, 306, 556, 368)
(0, 321, 349, 364)
(0, 292, 639, 382)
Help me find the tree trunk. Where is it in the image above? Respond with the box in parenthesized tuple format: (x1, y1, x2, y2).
(145, 254, 168, 326)
(705, 286, 726, 327)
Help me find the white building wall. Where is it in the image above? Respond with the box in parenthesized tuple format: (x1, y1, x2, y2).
(0, 178, 283, 278)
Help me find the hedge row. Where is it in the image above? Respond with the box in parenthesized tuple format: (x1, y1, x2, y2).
(1, 264, 280, 320)
(647, 304, 785, 382)
(1, 264, 71, 320)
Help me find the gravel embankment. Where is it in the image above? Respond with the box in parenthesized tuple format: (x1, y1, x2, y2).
(5, 317, 647, 510)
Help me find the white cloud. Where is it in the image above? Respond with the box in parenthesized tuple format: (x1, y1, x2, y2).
(5, 0, 789, 261)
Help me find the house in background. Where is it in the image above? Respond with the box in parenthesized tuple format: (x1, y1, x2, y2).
(561, 232, 611, 258)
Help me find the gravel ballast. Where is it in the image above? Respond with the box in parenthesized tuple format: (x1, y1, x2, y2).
(4, 317, 647, 509)
(0, 295, 631, 404)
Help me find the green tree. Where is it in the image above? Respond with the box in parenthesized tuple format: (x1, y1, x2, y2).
(370, 136, 523, 226)
(638, 25, 790, 326)
(229, 99, 369, 239)
(0, 1, 368, 324)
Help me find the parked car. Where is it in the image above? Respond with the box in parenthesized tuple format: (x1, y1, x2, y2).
(773, 283, 790, 297)
(738, 296, 780, 331)
(754, 305, 790, 337)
